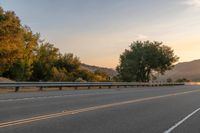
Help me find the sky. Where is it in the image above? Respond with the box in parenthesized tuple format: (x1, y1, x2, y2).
(1, 0, 200, 68)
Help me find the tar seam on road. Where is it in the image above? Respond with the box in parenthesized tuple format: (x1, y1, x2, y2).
(0, 89, 200, 128)
(164, 107, 200, 133)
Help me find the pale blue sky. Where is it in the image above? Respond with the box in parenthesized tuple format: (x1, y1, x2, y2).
(1, 0, 200, 68)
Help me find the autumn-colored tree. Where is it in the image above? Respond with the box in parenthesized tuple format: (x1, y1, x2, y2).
(0, 6, 114, 82)
(94, 69, 110, 81)
(0, 6, 24, 73)
(0, 6, 40, 80)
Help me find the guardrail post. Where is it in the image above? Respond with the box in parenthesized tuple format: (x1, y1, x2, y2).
(88, 86, 90, 89)
(59, 87, 62, 90)
(108, 86, 111, 89)
(39, 86, 43, 91)
(15, 87, 19, 92)
(99, 86, 102, 89)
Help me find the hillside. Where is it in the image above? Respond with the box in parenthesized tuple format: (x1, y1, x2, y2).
(82, 59, 200, 81)
(158, 59, 200, 81)
(2, 60, 199, 82)
(80, 64, 117, 77)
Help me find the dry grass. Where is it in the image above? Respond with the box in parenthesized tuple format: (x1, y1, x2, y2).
(0, 88, 14, 93)
(0, 77, 15, 93)
(0, 86, 115, 93)
(0, 77, 14, 82)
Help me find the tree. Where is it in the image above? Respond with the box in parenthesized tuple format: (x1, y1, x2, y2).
(51, 67, 68, 81)
(117, 41, 179, 82)
(74, 69, 95, 82)
(0, 6, 40, 80)
(31, 43, 59, 81)
(0, 6, 24, 73)
(94, 69, 110, 81)
(55, 53, 80, 72)
(54, 53, 82, 81)
(176, 78, 190, 82)
(1, 6, 97, 82)
(3, 59, 30, 81)
(22, 26, 40, 65)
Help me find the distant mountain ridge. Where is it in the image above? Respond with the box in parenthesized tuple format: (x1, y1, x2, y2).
(80, 64, 117, 77)
(1, 60, 199, 82)
(81, 59, 200, 81)
(158, 59, 200, 81)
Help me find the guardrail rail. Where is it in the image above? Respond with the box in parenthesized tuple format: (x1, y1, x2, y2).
(0, 82, 185, 92)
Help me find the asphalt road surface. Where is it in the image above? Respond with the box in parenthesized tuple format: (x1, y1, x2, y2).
(0, 85, 200, 133)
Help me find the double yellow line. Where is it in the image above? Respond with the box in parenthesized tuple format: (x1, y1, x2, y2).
(1, 89, 200, 128)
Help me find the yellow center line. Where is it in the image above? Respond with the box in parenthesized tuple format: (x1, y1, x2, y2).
(1, 89, 200, 128)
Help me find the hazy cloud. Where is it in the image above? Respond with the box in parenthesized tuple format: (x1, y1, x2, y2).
(136, 34, 148, 40)
(183, 0, 200, 8)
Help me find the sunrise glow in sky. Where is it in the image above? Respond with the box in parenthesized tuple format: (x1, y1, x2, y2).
(1, 0, 200, 68)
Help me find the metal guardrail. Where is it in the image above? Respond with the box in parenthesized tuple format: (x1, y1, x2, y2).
(0, 82, 185, 92)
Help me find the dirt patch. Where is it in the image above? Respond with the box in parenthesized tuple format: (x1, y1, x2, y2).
(0, 86, 117, 93)
(0, 77, 14, 82)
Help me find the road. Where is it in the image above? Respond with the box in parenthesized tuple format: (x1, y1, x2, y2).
(0, 85, 200, 133)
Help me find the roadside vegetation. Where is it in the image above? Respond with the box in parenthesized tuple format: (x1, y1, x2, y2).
(0, 6, 109, 82)
(0, 6, 179, 82)
(116, 41, 179, 82)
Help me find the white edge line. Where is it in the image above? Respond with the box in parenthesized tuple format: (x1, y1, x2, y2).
(164, 107, 200, 133)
